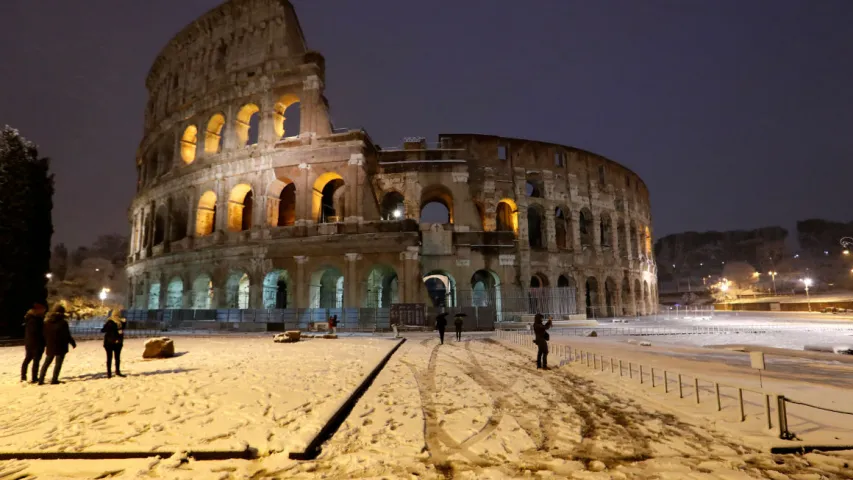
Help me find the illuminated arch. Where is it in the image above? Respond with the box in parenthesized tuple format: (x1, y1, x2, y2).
(266, 177, 296, 227)
(235, 103, 260, 146)
(166, 277, 184, 309)
(312, 172, 345, 223)
(195, 191, 217, 236)
(380, 191, 405, 221)
(228, 183, 254, 231)
(273, 94, 301, 139)
(365, 265, 399, 308)
(204, 114, 225, 154)
(180, 125, 198, 164)
(496, 198, 518, 233)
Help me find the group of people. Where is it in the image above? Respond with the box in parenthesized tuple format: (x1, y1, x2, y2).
(433, 311, 554, 369)
(434, 312, 466, 344)
(21, 302, 127, 384)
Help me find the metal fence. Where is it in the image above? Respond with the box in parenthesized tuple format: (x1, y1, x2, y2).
(497, 329, 853, 441)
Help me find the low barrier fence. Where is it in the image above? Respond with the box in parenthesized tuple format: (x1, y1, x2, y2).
(496, 329, 853, 441)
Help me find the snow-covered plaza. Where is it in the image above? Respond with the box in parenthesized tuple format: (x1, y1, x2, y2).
(1, 333, 852, 479)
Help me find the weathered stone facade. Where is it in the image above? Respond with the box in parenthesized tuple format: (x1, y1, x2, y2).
(126, 0, 658, 317)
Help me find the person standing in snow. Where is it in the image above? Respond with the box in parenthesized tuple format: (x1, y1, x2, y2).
(21, 302, 47, 383)
(435, 312, 448, 345)
(101, 309, 126, 378)
(533, 313, 553, 370)
(454, 314, 464, 341)
(39, 304, 76, 385)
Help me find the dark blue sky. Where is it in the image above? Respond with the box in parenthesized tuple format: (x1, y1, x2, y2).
(1, 0, 852, 248)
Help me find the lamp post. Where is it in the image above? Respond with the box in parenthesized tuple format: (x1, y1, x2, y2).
(802, 278, 813, 312)
(768, 271, 777, 296)
(99, 287, 110, 307)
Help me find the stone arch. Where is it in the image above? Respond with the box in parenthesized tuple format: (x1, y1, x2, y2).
(530, 273, 549, 288)
(579, 208, 594, 246)
(170, 197, 189, 242)
(148, 281, 161, 310)
(312, 171, 345, 223)
(225, 271, 251, 309)
(585, 276, 600, 318)
(621, 276, 631, 315)
(196, 191, 217, 236)
(471, 269, 503, 321)
(263, 269, 292, 309)
(527, 203, 546, 250)
(525, 173, 544, 198)
(630, 222, 641, 258)
(310, 266, 344, 309)
(266, 177, 296, 227)
(496, 198, 518, 233)
(273, 93, 301, 139)
(235, 103, 261, 146)
(192, 273, 214, 309)
(617, 219, 628, 258)
(153, 205, 167, 245)
(365, 264, 399, 308)
(380, 190, 405, 221)
(634, 278, 643, 315)
(166, 277, 184, 309)
(180, 125, 198, 164)
(555, 206, 570, 250)
(228, 183, 254, 232)
(204, 113, 225, 154)
(604, 277, 617, 317)
(423, 270, 456, 307)
(420, 184, 453, 224)
(600, 212, 613, 247)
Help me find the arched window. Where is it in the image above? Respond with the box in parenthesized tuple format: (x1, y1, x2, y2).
(600, 213, 613, 247)
(180, 125, 198, 164)
(365, 265, 399, 308)
(196, 191, 217, 236)
(420, 185, 453, 224)
(310, 267, 344, 309)
(423, 271, 456, 307)
(226, 272, 251, 309)
(263, 270, 291, 309)
(204, 114, 225, 154)
(579, 208, 593, 246)
(235, 104, 260, 146)
(380, 191, 405, 221)
(166, 277, 184, 309)
(153, 205, 167, 245)
(274, 94, 301, 139)
(313, 172, 345, 223)
(496, 199, 517, 233)
(192, 274, 214, 309)
(527, 204, 545, 249)
(227, 184, 253, 232)
(555, 207, 569, 250)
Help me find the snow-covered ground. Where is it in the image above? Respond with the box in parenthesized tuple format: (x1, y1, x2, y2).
(1, 334, 851, 479)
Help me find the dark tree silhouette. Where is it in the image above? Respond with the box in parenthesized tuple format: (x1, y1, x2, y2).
(0, 126, 54, 338)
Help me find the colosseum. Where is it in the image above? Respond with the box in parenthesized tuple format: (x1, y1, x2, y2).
(125, 0, 658, 326)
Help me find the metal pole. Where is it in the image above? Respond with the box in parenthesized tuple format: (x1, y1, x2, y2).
(610, 358, 615, 373)
(777, 395, 794, 440)
(639, 365, 644, 384)
(738, 388, 745, 422)
(678, 374, 683, 398)
(715, 383, 721, 411)
(651, 367, 655, 387)
(664, 370, 669, 393)
(629, 362, 633, 379)
(619, 360, 623, 377)
(694, 378, 700, 404)
(765, 395, 773, 430)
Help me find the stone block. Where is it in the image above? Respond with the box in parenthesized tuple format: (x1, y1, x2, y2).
(143, 337, 175, 358)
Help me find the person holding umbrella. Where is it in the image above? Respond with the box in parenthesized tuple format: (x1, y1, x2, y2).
(533, 313, 553, 369)
(454, 313, 466, 341)
(435, 312, 448, 344)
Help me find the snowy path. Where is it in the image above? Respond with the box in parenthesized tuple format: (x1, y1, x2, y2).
(1, 335, 851, 479)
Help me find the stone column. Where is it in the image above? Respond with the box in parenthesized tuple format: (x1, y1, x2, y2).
(624, 218, 634, 262)
(158, 273, 168, 310)
(187, 193, 197, 239)
(222, 104, 239, 150)
(571, 211, 582, 250)
(574, 274, 586, 317)
(215, 177, 228, 233)
(591, 210, 601, 255)
(347, 154, 365, 223)
(258, 95, 277, 146)
(139, 275, 150, 311)
(249, 282, 263, 309)
(517, 204, 529, 250)
(400, 247, 420, 303)
(344, 253, 361, 307)
(611, 215, 620, 260)
(545, 201, 557, 252)
(294, 256, 309, 308)
(181, 284, 192, 310)
(265, 196, 281, 227)
(163, 198, 173, 251)
(297, 163, 312, 224)
(299, 75, 332, 138)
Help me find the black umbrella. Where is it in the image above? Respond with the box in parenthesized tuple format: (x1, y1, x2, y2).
(454, 313, 468, 317)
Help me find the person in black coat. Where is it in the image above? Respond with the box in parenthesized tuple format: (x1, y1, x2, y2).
(38, 305, 76, 385)
(435, 312, 448, 345)
(101, 309, 126, 378)
(533, 313, 553, 370)
(21, 302, 47, 383)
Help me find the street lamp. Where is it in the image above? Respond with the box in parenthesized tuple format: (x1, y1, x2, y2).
(45, 273, 52, 280)
(802, 278, 813, 312)
(767, 271, 778, 295)
(393, 209, 402, 219)
(99, 287, 110, 306)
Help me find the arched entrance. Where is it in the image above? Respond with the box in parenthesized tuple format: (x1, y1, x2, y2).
(604, 277, 617, 317)
(585, 277, 600, 318)
(148, 282, 161, 310)
(621, 277, 631, 315)
(310, 267, 344, 309)
(263, 270, 291, 309)
(365, 265, 399, 308)
(420, 185, 453, 224)
(557, 274, 578, 315)
(471, 270, 502, 321)
(423, 271, 456, 307)
(266, 178, 296, 227)
(225, 272, 251, 309)
(192, 274, 214, 309)
(228, 184, 253, 232)
(166, 277, 184, 309)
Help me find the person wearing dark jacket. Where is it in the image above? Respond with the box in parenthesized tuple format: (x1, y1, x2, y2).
(533, 313, 553, 369)
(38, 305, 76, 385)
(101, 309, 126, 378)
(454, 314, 464, 341)
(21, 303, 47, 383)
(435, 313, 448, 345)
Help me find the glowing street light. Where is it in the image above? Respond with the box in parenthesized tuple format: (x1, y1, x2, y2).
(767, 271, 778, 295)
(45, 273, 53, 280)
(99, 287, 110, 306)
(393, 209, 402, 219)
(802, 278, 813, 312)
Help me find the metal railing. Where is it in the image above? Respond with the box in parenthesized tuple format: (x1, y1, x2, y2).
(496, 330, 853, 441)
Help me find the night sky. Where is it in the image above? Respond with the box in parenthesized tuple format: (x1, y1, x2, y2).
(1, 0, 852, 249)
